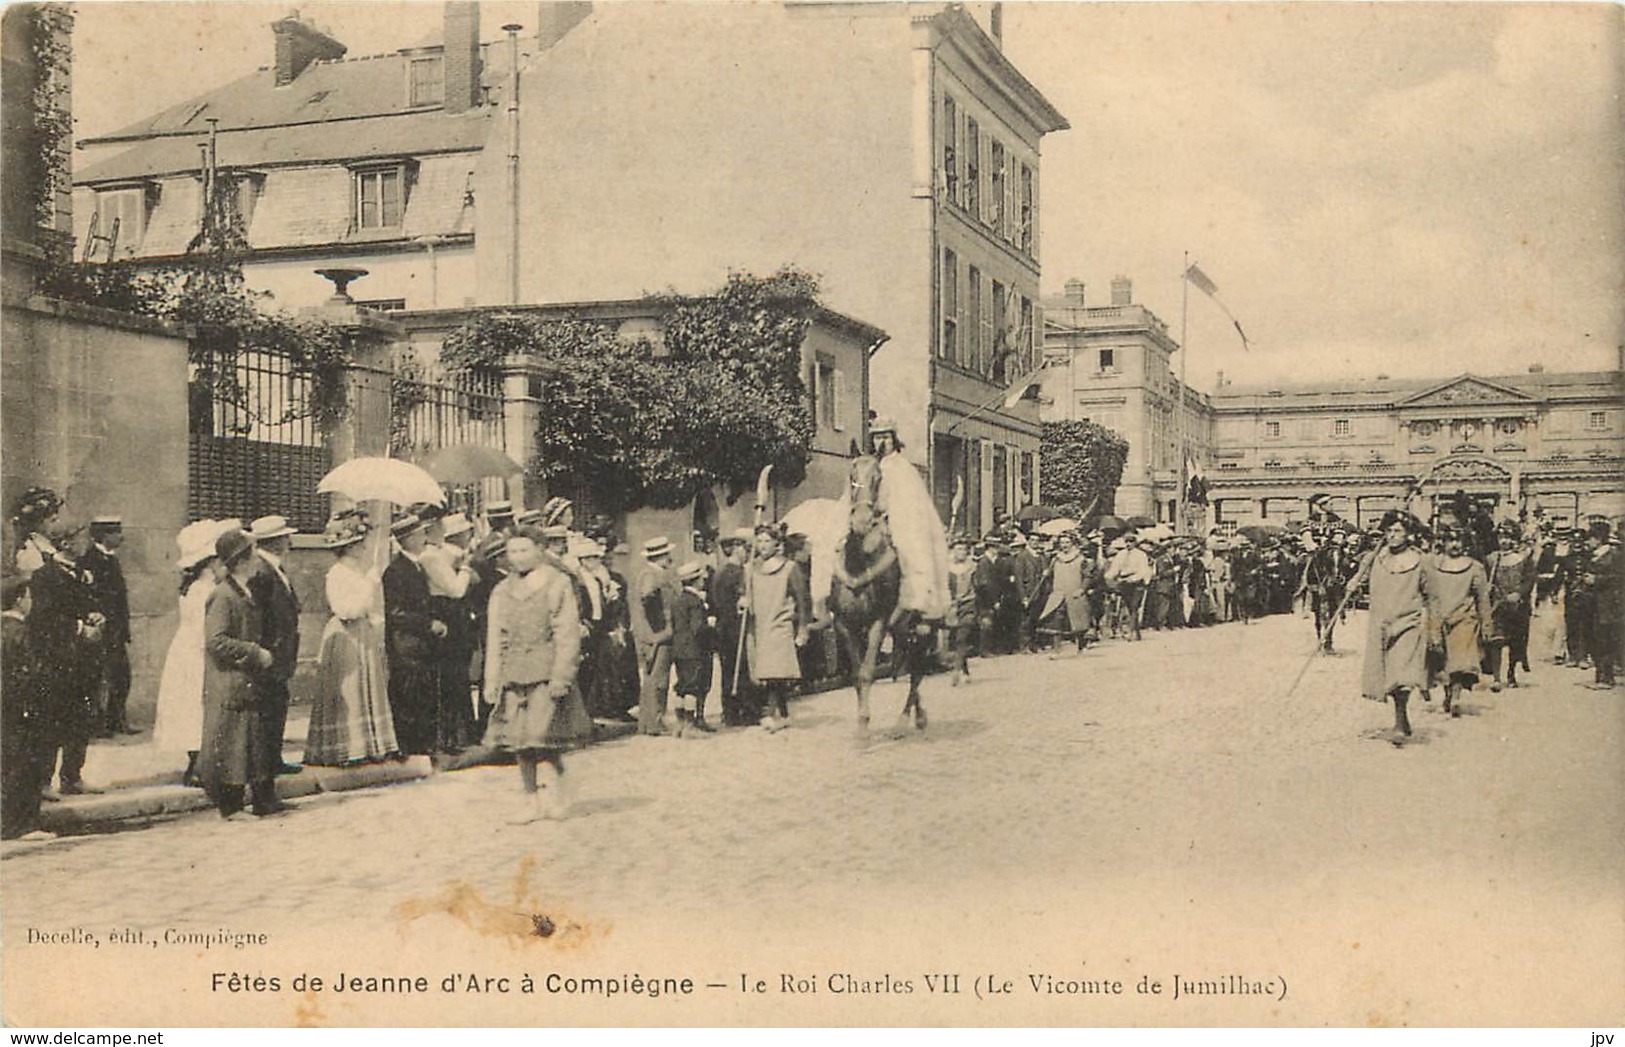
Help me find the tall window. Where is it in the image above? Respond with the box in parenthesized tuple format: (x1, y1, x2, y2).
(355, 165, 406, 230)
(814, 355, 843, 431)
(940, 248, 959, 360)
(941, 95, 958, 206)
(989, 141, 1006, 235)
(991, 280, 1008, 383)
(1019, 296, 1034, 374)
(1588, 410, 1608, 431)
(90, 187, 150, 260)
(1019, 164, 1034, 254)
(966, 266, 982, 372)
(964, 118, 981, 219)
(1098, 348, 1115, 373)
(408, 56, 444, 107)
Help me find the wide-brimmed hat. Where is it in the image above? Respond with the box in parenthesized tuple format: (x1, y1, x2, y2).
(12, 486, 63, 526)
(323, 514, 369, 550)
(247, 514, 297, 541)
(175, 519, 223, 569)
(569, 535, 605, 561)
(677, 560, 705, 583)
(540, 524, 570, 542)
(869, 417, 898, 436)
(89, 514, 123, 533)
(215, 526, 255, 566)
(442, 512, 474, 540)
(643, 536, 673, 559)
(515, 508, 547, 528)
(541, 497, 573, 526)
(484, 500, 515, 520)
(408, 501, 448, 522)
(948, 532, 971, 549)
(391, 514, 425, 539)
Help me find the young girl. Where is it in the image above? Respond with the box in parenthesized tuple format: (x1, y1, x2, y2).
(746, 523, 809, 733)
(483, 529, 592, 823)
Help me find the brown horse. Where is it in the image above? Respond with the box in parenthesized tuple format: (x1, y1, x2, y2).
(830, 456, 934, 736)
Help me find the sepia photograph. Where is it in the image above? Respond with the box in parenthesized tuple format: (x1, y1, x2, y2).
(1, 0, 1622, 1030)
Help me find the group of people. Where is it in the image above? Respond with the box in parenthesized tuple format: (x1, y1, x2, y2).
(1359, 510, 1621, 744)
(2, 487, 141, 840)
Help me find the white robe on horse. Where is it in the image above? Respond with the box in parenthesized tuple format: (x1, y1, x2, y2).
(874, 451, 951, 621)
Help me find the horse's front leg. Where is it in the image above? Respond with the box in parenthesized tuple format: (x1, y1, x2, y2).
(856, 618, 886, 733)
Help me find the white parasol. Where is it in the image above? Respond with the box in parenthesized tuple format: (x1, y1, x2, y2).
(317, 457, 445, 507)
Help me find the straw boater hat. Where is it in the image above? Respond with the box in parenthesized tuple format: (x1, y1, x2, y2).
(442, 512, 474, 540)
(677, 561, 705, 584)
(541, 497, 573, 526)
(485, 500, 514, 521)
(568, 535, 605, 561)
(246, 514, 296, 541)
(175, 519, 223, 569)
(89, 515, 123, 533)
(540, 524, 570, 542)
(391, 514, 425, 539)
(642, 536, 673, 560)
(870, 417, 897, 435)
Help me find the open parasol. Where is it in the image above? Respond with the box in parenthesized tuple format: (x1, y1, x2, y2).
(1015, 503, 1062, 524)
(1035, 517, 1080, 537)
(417, 444, 523, 485)
(1125, 514, 1156, 528)
(1095, 514, 1127, 533)
(317, 457, 445, 506)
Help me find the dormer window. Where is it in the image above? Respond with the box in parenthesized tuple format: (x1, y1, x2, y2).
(88, 183, 157, 261)
(352, 162, 413, 231)
(408, 56, 444, 107)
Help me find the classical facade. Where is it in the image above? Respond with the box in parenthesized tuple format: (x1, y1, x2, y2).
(1043, 276, 1625, 530)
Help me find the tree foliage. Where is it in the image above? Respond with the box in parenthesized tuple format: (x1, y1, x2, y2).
(441, 267, 820, 513)
(1040, 420, 1130, 520)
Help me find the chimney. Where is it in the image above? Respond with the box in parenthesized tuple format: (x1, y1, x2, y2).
(443, 2, 481, 113)
(1110, 275, 1132, 306)
(1063, 278, 1085, 306)
(536, 2, 592, 51)
(989, 3, 1004, 47)
(273, 16, 346, 86)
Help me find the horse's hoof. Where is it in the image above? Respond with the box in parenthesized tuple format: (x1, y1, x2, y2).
(913, 708, 928, 731)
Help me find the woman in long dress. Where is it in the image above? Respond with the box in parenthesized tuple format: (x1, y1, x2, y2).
(1357, 511, 1434, 744)
(150, 520, 225, 785)
(1427, 524, 1493, 716)
(304, 513, 399, 766)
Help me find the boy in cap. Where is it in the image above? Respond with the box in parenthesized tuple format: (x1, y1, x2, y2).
(670, 561, 716, 737)
(709, 527, 755, 725)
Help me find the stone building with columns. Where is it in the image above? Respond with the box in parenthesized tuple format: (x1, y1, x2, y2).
(1043, 275, 1625, 531)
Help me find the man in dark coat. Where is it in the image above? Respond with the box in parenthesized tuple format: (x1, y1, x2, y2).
(1585, 524, 1622, 689)
(246, 515, 303, 774)
(201, 527, 282, 819)
(631, 536, 679, 735)
(1011, 533, 1044, 652)
(383, 514, 445, 755)
(1304, 529, 1355, 651)
(28, 518, 106, 796)
(2, 574, 50, 838)
(1563, 532, 1594, 669)
(708, 528, 753, 726)
(81, 515, 136, 736)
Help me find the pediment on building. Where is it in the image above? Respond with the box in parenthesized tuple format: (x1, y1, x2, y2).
(1397, 374, 1535, 409)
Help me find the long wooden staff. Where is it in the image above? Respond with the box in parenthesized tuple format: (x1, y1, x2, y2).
(1284, 548, 1376, 698)
(731, 464, 773, 694)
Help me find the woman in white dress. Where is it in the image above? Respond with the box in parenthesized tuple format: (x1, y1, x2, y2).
(304, 511, 399, 766)
(151, 520, 226, 786)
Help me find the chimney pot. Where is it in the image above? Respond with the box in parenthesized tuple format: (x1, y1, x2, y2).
(1110, 275, 1132, 306)
(273, 16, 346, 86)
(1063, 278, 1085, 306)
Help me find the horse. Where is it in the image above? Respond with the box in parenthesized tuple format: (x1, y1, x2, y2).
(828, 456, 935, 737)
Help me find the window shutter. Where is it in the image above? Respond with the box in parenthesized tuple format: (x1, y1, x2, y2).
(833, 370, 846, 431)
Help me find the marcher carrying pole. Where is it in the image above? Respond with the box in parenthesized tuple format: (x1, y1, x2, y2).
(732, 464, 773, 695)
(1284, 550, 1375, 698)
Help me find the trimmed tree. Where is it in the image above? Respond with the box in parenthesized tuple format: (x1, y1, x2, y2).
(1040, 420, 1130, 520)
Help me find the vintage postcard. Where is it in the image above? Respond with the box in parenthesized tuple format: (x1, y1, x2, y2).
(2, 0, 1621, 1030)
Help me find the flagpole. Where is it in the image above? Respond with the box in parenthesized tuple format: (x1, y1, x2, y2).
(1176, 251, 1189, 536)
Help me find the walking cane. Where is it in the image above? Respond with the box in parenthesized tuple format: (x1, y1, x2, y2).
(731, 464, 773, 695)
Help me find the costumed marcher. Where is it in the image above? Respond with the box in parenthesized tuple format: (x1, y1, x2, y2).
(746, 523, 810, 732)
(382, 514, 446, 755)
(1426, 524, 1493, 716)
(199, 527, 284, 819)
(709, 527, 755, 725)
(631, 536, 680, 735)
(670, 561, 716, 738)
(82, 515, 137, 736)
(482, 528, 591, 823)
(245, 515, 303, 774)
(1038, 531, 1097, 656)
(1482, 520, 1536, 690)
(1356, 511, 1434, 742)
(151, 520, 225, 785)
(1304, 528, 1355, 651)
(29, 517, 106, 797)
(304, 512, 399, 766)
(1, 574, 50, 839)
(867, 419, 951, 622)
(945, 533, 977, 686)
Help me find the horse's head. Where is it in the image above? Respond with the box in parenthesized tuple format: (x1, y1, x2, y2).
(849, 454, 882, 510)
(849, 500, 879, 539)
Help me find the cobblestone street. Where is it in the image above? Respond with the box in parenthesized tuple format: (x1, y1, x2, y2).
(5, 610, 1621, 1027)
